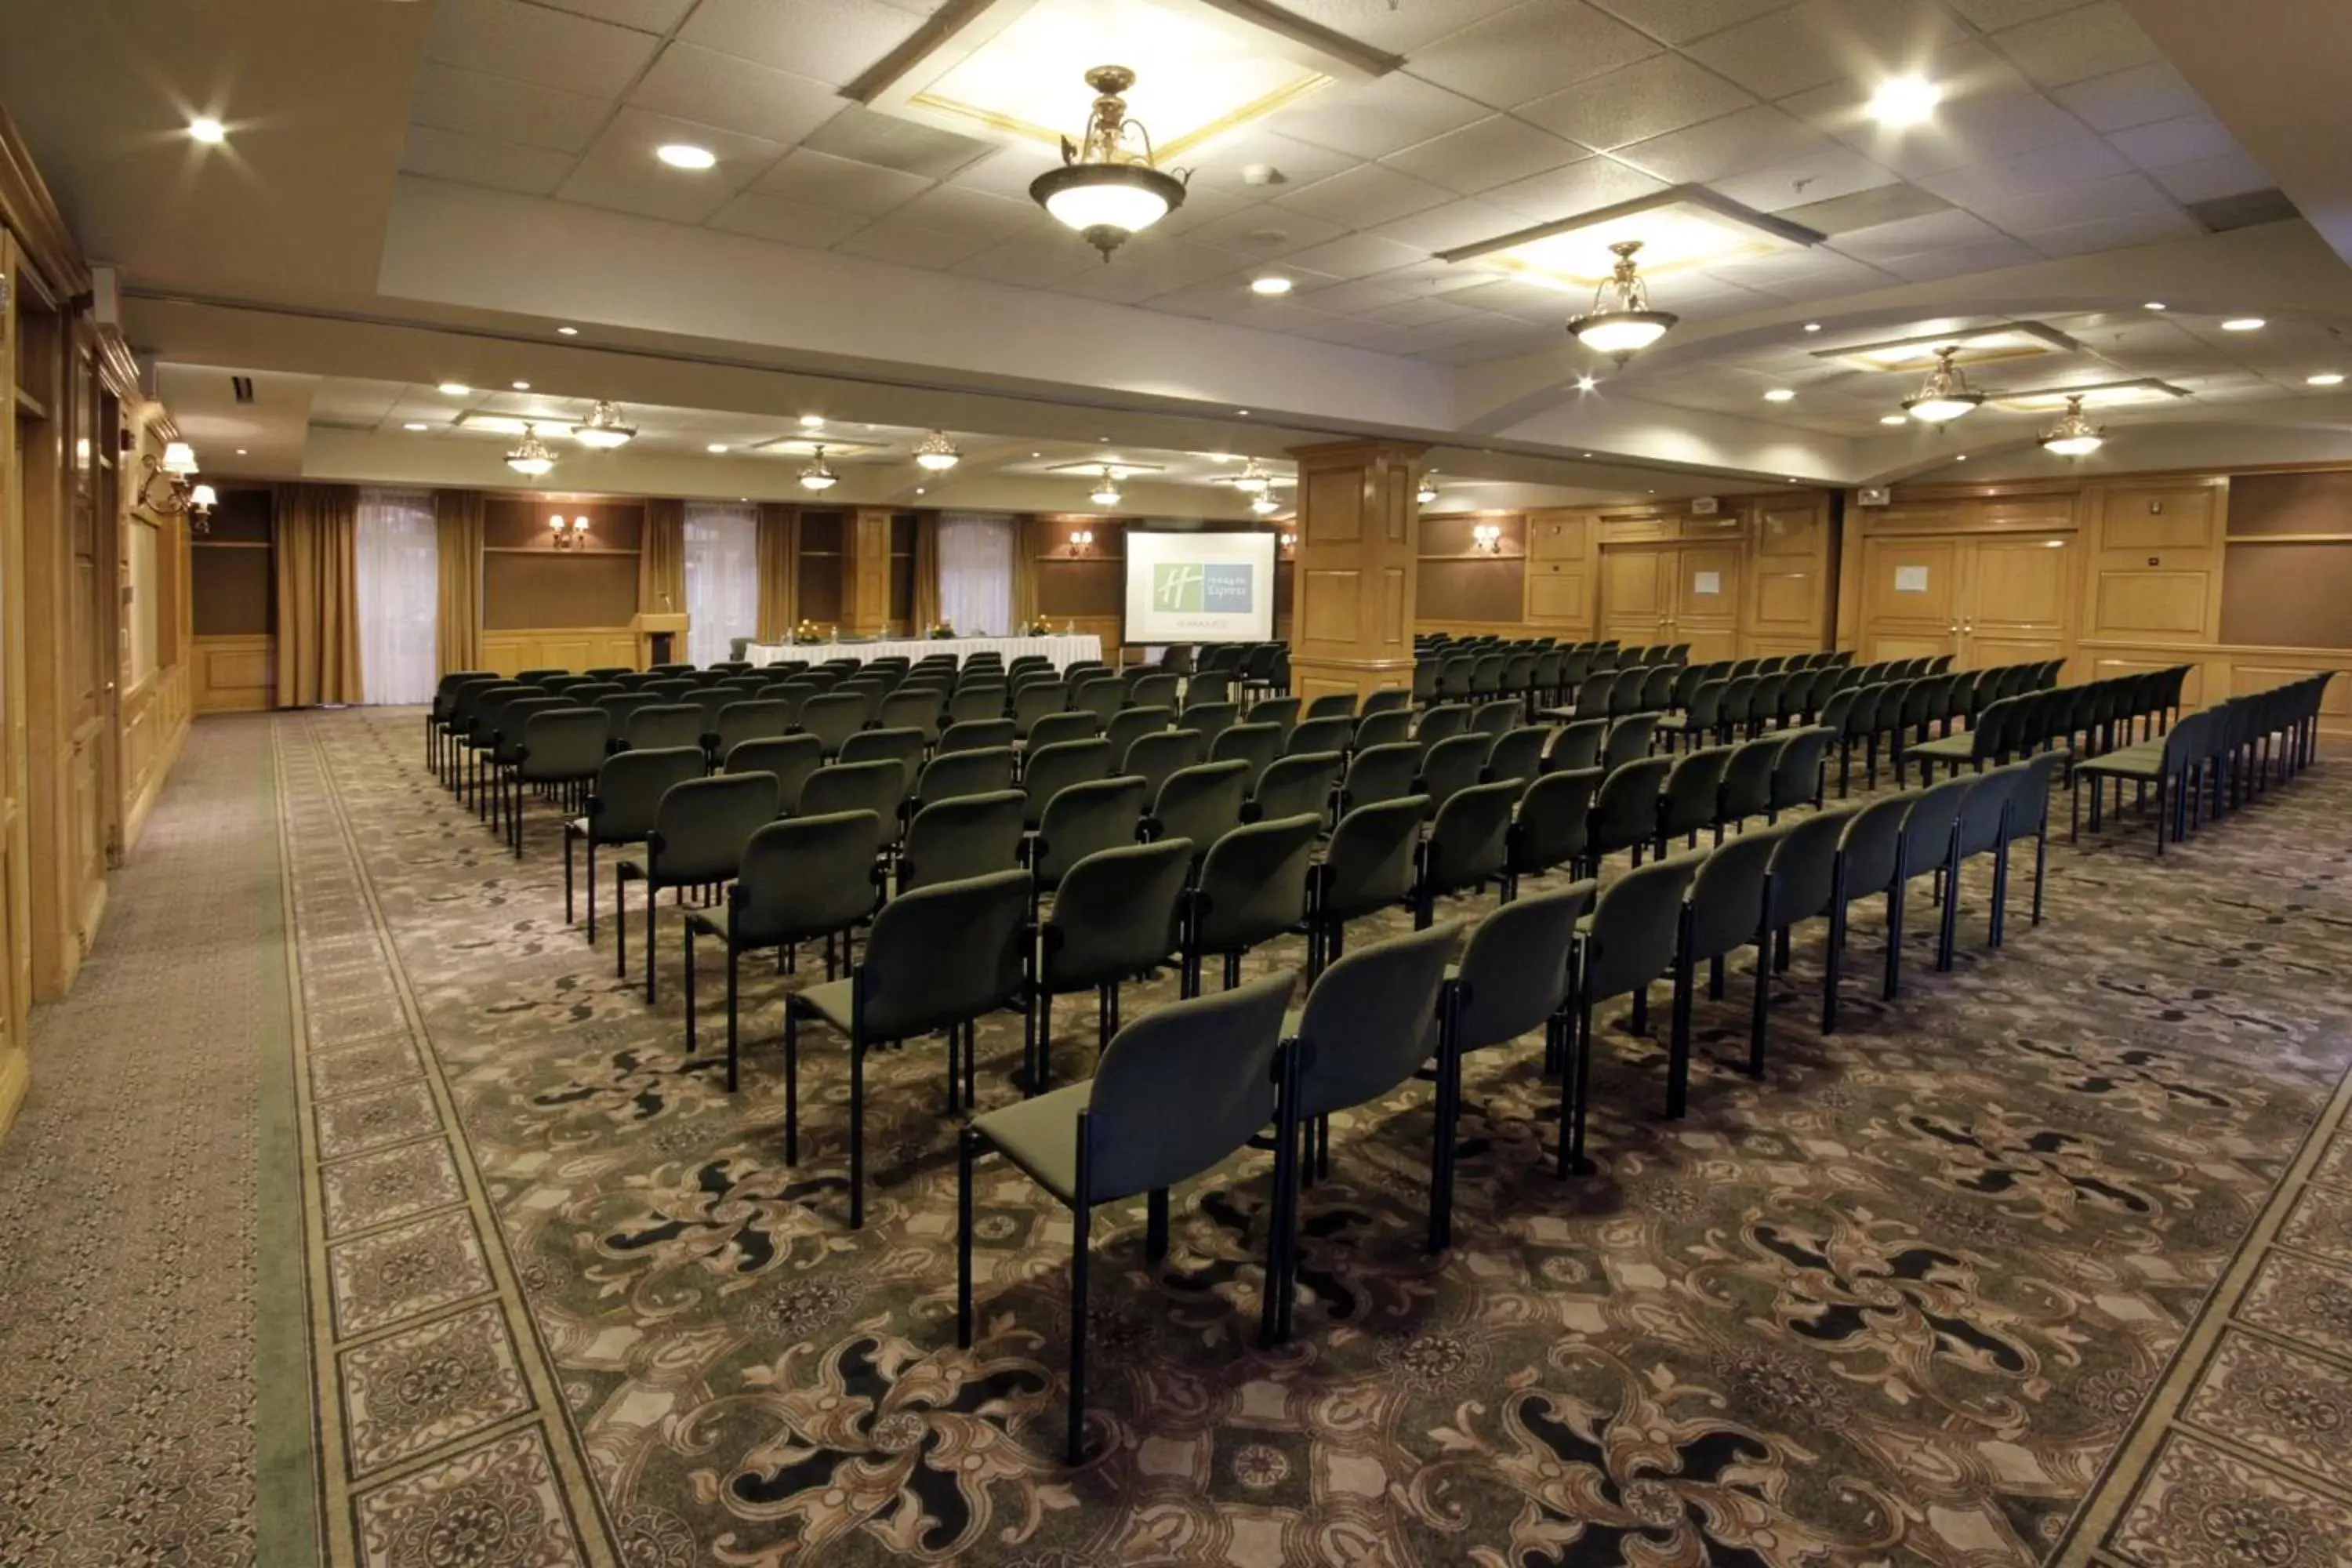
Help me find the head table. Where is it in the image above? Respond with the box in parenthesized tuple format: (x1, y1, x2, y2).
(743, 633, 1104, 672)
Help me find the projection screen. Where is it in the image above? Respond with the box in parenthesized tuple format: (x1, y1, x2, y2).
(1122, 531, 1278, 643)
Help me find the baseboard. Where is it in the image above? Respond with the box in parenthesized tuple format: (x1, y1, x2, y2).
(121, 711, 191, 858)
(0, 1045, 29, 1144)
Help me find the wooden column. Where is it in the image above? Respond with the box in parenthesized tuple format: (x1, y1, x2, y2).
(1288, 440, 1426, 702)
(844, 508, 894, 634)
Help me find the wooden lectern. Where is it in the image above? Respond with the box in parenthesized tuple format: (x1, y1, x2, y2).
(630, 612, 690, 669)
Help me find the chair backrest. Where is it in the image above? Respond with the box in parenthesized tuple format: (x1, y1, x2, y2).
(1483, 724, 1550, 788)
(797, 691, 870, 754)
(1717, 736, 1781, 820)
(1954, 765, 2017, 859)
(1897, 777, 1972, 876)
(1835, 789, 1915, 900)
(1768, 726, 1835, 811)
(1341, 741, 1423, 813)
(1319, 794, 1426, 921)
(1453, 878, 1595, 1052)
(1286, 714, 1354, 758)
(1508, 766, 1600, 877)
(1192, 813, 1319, 949)
(1547, 718, 1607, 773)
(586, 746, 705, 842)
(913, 745, 1016, 808)
(1033, 775, 1149, 886)
(798, 759, 907, 825)
(1588, 755, 1671, 853)
(1209, 721, 1282, 793)
(857, 870, 1032, 1040)
(880, 688, 946, 740)
(1150, 760, 1249, 855)
(1354, 708, 1413, 750)
(1182, 670, 1232, 708)
(1305, 692, 1357, 722)
(1127, 671, 1181, 710)
(726, 733, 826, 815)
(1294, 920, 1465, 1119)
(1105, 704, 1174, 760)
(1252, 751, 1341, 826)
(1581, 851, 1701, 1003)
(517, 707, 610, 781)
(1082, 968, 1296, 1205)
(1120, 728, 1203, 800)
(713, 699, 794, 755)
(1418, 732, 1493, 813)
(948, 684, 1007, 724)
(1416, 703, 1472, 753)
(1421, 779, 1519, 894)
(1362, 688, 1410, 718)
(648, 771, 777, 884)
(1181, 699, 1238, 752)
(1022, 738, 1113, 827)
(1763, 807, 1849, 929)
(1025, 710, 1101, 754)
(1073, 675, 1127, 724)
(839, 727, 927, 804)
(898, 790, 1026, 894)
(626, 702, 705, 752)
(1042, 838, 1192, 986)
(733, 810, 885, 944)
(1249, 695, 1301, 735)
(1470, 699, 1522, 737)
(1602, 712, 1657, 771)
(1684, 822, 1781, 964)
(1657, 745, 1733, 838)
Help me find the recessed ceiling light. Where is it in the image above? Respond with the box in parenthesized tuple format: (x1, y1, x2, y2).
(512, 380, 531, 390)
(1867, 75, 1941, 127)
(1581, 452, 1594, 458)
(188, 117, 227, 144)
(2143, 301, 2166, 311)
(1032, 452, 1042, 458)
(657, 143, 717, 170)
(557, 325, 579, 336)
(1249, 275, 1293, 296)
(1802, 321, 1822, 332)
(2222, 317, 2265, 331)
(1236, 408, 1250, 416)
(2309, 372, 2346, 386)
(1879, 413, 1907, 426)
(403, 423, 428, 432)
(914, 487, 926, 495)
(799, 414, 825, 428)
(1763, 388, 1795, 402)
(1574, 374, 1598, 392)
(1955, 454, 1968, 462)
(707, 444, 728, 454)
(235, 448, 247, 456)
(437, 382, 470, 397)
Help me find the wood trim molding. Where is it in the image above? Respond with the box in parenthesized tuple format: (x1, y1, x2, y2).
(0, 101, 89, 298)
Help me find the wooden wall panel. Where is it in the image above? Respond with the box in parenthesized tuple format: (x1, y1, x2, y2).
(481, 629, 639, 678)
(2226, 470, 2352, 536)
(1419, 558, 1523, 622)
(193, 633, 276, 712)
(483, 497, 643, 551)
(483, 552, 639, 630)
(2218, 543, 2352, 648)
(191, 546, 274, 635)
(1036, 559, 1121, 619)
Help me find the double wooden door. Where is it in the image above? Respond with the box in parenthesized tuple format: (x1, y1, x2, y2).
(1858, 531, 2076, 669)
(1599, 541, 1742, 660)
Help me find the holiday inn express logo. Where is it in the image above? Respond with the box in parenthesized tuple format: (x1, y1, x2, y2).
(1152, 561, 1254, 613)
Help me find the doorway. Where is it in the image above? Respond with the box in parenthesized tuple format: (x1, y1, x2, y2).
(1599, 542, 1743, 660)
(1857, 532, 2076, 669)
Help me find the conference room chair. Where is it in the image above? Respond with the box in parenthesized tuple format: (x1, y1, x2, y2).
(838, 728, 927, 815)
(797, 692, 871, 759)
(1025, 775, 1149, 916)
(1338, 741, 1420, 816)
(1103, 704, 1171, 762)
(1019, 738, 1112, 833)
(1601, 713, 1658, 773)
(1011, 681, 1069, 741)
(1504, 767, 1601, 898)
(1181, 700, 1238, 753)
(1883, 778, 1970, 1001)
(564, 747, 703, 938)
(1414, 779, 1518, 928)
(1655, 679, 1726, 755)
(1468, 654, 1508, 703)
(726, 734, 825, 817)
(1247, 695, 1301, 738)
(1415, 703, 1474, 760)
(1483, 725, 1550, 790)
(1128, 671, 1181, 710)
(1303, 693, 1356, 723)
(1664, 827, 1779, 1118)
(1025, 837, 1192, 1087)
(1819, 789, 1911, 1033)
(1144, 760, 1249, 862)
(485, 696, 567, 829)
(1767, 727, 1835, 821)
(1585, 755, 1671, 873)
(583, 665, 633, 681)
(948, 684, 1007, 726)
(515, 666, 568, 686)
(898, 790, 1025, 898)
(913, 746, 1016, 814)
(686, 809, 887, 1089)
(427, 671, 497, 773)
(562, 681, 625, 707)
(508, 707, 610, 858)
(1352, 708, 1413, 751)
(793, 869, 1033, 1229)
(1655, 745, 1732, 858)
(1427, 881, 1593, 1245)
(1308, 795, 1425, 979)
(452, 682, 525, 804)
(1210, 721, 1282, 795)
(1120, 728, 1203, 801)
(1241, 644, 1286, 702)
(879, 688, 945, 745)
(797, 760, 907, 833)
(938, 717, 1016, 756)
(706, 699, 793, 768)
(615, 771, 777, 1004)
(1998, 753, 2063, 938)
(1181, 812, 1319, 996)
(1561, 852, 1700, 1176)
(1436, 654, 1477, 702)
(1713, 737, 1781, 840)
(1545, 718, 1607, 774)
(1933, 765, 2021, 971)
(1184, 671, 1234, 709)
(1284, 714, 1353, 760)
(1464, 699, 1519, 740)
(1250, 751, 1341, 829)
(649, 662, 696, 678)
(1410, 661, 1442, 709)
(958, 968, 1297, 1464)
(1073, 676, 1126, 728)
(1416, 732, 1491, 815)
(647, 678, 698, 706)
(1023, 710, 1100, 756)
(1744, 809, 1849, 1059)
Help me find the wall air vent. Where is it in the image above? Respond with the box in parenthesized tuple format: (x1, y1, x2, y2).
(231, 376, 256, 405)
(2187, 189, 2299, 234)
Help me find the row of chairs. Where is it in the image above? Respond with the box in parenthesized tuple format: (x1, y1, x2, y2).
(2073, 673, 2332, 854)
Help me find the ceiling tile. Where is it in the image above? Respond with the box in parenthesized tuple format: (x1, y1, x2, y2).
(2107, 114, 2241, 172)
(1287, 314, 1405, 347)
(1295, 277, 1417, 315)
(1266, 71, 1489, 160)
(1380, 116, 1586, 196)
(1368, 256, 1520, 295)
(1696, 246, 1900, 299)
(833, 220, 1000, 270)
(1142, 188, 1258, 237)
(1517, 53, 1755, 151)
(1684, 0, 1968, 100)
(750, 147, 931, 214)
(2019, 206, 2201, 256)
(1855, 88, 2092, 178)
(427, 0, 662, 98)
(2151, 151, 2274, 205)
(1964, 169, 2171, 232)
(1940, 0, 2092, 27)
(559, 107, 783, 221)
(411, 64, 611, 155)
(533, 0, 695, 31)
(1869, 236, 2042, 279)
(884, 183, 1049, 243)
(1583, 0, 1802, 46)
(1481, 155, 1671, 220)
(401, 125, 575, 198)
(1912, 135, 2131, 206)
(1407, 2, 1660, 111)
(1710, 144, 1900, 212)
(945, 143, 1064, 200)
(1780, 181, 1950, 232)
(1990, 2, 2161, 89)
(1441, 276, 1583, 318)
(628, 45, 844, 147)
(706, 192, 873, 248)
(1251, 0, 1528, 53)
(1183, 131, 1360, 199)
(1277, 233, 1434, 279)
(1364, 296, 1489, 330)
(1614, 103, 1834, 183)
(677, 0, 929, 89)
(1370, 195, 1526, 251)
(1828, 206, 2009, 259)
(800, 105, 996, 180)
(1174, 205, 1352, 259)
(1271, 163, 1455, 227)
(2051, 60, 2206, 132)
(949, 239, 1100, 289)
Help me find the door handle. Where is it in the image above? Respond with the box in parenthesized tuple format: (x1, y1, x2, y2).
(1962, 620, 1973, 634)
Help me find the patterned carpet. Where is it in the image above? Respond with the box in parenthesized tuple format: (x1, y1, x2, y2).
(9, 706, 2352, 1566)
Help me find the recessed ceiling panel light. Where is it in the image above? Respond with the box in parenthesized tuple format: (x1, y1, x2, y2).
(707, 444, 729, 454)
(557, 325, 579, 336)
(402, 422, 428, 432)
(512, 380, 531, 390)
(1249, 274, 1293, 296)
(1575, 374, 1599, 391)
(234, 448, 247, 455)
(188, 117, 227, 144)
(1867, 75, 1941, 127)
(1879, 413, 1907, 426)
(437, 382, 471, 397)
(1803, 321, 1822, 332)
(1991, 377, 2189, 413)
(1763, 388, 1795, 402)
(800, 414, 826, 428)
(657, 143, 717, 170)
(1438, 189, 1820, 292)
(1824, 321, 2074, 372)
(2309, 372, 2346, 386)
(2143, 301, 2166, 311)
(2222, 317, 2265, 331)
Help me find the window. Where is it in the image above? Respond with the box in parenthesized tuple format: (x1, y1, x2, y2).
(684, 502, 759, 666)
(936, 512, 1016, 636)
(355, 488, 440, 704)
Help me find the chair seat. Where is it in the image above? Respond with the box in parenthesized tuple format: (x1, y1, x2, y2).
(972, 1081, 1092, 1204)
(787, 977, 858, 1033)
(1907, 733, 1979, 762)
(1534, 706, 1577, 723)
(1651, 713, 1693, 731)
(2075, 744, 2165, 779)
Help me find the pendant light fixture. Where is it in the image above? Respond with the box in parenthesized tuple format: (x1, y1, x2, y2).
(1901, 346, 1985, 424)
(1417, 473, 1439, 506)
(1232, 457, 1272, 495)
(1250, 493, 1279, 517)
(913, 429, 961, 471)
(1090, 465, 1122, 506)
(1566, 241, 1679, 363)
(506, 430, 558, 477)
(572, 401, 637, 449)
(799, 445, 839, 492)
(1029, 67, 1189, 260)
(2038, 394, 2105, 457)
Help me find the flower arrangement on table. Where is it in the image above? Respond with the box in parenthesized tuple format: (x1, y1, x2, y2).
(928, 621, 956, 639)
(1018, 619, 1053, 636)
(790, 619, 824, 645)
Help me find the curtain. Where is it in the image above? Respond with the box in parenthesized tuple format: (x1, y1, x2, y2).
(756, 504, 797, 642)
(938, 513, 1018, 637)
(434, 489, 485, 674)
(272, 482, 363, 707)
(640, 496, 685, 617)
(684, 502, 760, 666)
(355, 488, 441, 705)
(912, 514, 940, 632)
(1010, 514, 1044, 630)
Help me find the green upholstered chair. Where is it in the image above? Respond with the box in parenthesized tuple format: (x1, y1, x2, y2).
(1665, 826, 1780, 1117)
(1483, 725, 1550, 789)
(1414, 779, 1519, 928)
(615, 771, 777, 1003)
(1304, 693, 1357, 722)
(1119, 728, 1203, 802)
(1653, 745, 1732, 858)
(938, 717, 1017, 755)
(838, 728, 927, 815)
(1105, 704, 1173, 760)
(625, 702, 705, 753)
(1072, 675, 1126, 728)
(797, 692, 871, 757)
(1352, 708, 1414, 751)
(879, 687, 945, 744)
(1284, 714, 1354, 759)
(797, 760, 906, 829)
(1011, 681, 1069, 741)
(706, 699, 793, 768)
(791, 869, 1032, 1227)
(1995, 753, 2063, 941)
(1338, 741, 1421, 816)
(564, 747, 702, 938)
(1505, 766, 1600, 894)
(1414, 702, 1473, 758)
(591, 693, 656, 748)
(1936, 763, 2020, 971)
(1713, 736, 1780, 839)
(1308, 795, 1425, 979)
(1022, 710, 1101, 757)
(725, 734, 825, 816)
(1021, 738, 1112, 831)
(1820, 790, 1912, 1033)
(484, 695, 564, 826)
(429, 671, 499, 775)
(1250, 751, 1341, 829)
(898, 790, 1025, 897)
(1247, 695, 1300, 736)
(684, 809, 887, 1087)
(1145, 760, 1249, 861)
(1562, 852, 1700, 1176)
(1127, 671, 1181, 709)
(1884, 778, 1969, 1000)
(1026, 775, 1147, 909)
(1545, 717, 1607, 774)
(947, 684, 1007, 726)
(1417, 732, 1492, 815)
(1585, 755, 1671, 871)
(1766, 726, 1835, 821)
(1182, 812, 1319, 995)
(1601, 712, 1658, 772)
(957, 968, 1297, 1463)
(913, 746, 1016, 811)
(1209, 721, 1281, 794)
(1750, 808, 1848, 1059)
(509, 707, 609, 858)
(1026, 837, 1191, 1083)
(1181, 699, 1238, 753)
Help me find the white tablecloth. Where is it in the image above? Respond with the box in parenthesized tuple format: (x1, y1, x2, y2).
(745, 633, 1104, 672)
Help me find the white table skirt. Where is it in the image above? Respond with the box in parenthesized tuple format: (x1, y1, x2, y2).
(744, 633, 1104, 672)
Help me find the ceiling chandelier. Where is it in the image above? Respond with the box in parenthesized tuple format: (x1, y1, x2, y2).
(506, 430, 558, 476)
(572, 401, 637, 449)
(1566, 240, 1679, 363)
(2038, 394, 2105, 457)
(1901, 347, 1986, 423)
(1232, 457, 1272, 494)
(913, 429, 961, 471)
(800, 445, 839, 491)
(140, 441, 216, 531)
(1030, 66, 1189, 260)
(1250, 493, 1279, 517)
(1090, 465, 1122, 506)
(1417, 473, 1439, 506)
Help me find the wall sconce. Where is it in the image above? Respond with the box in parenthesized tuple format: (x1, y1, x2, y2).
(550, 513, 590, 549)
(1471, 521, 1504, 555)
(1279, 531, 1297, 550)
(1068, 528, 1096, 554)
(140, 441, 216, 532)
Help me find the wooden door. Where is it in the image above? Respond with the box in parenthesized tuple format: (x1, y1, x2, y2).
(1961, 532, 2074, 670)
(1669, 541, 1740, 662)
(1599, 545, 1668, 646)
(1858, 535, 1962, 662)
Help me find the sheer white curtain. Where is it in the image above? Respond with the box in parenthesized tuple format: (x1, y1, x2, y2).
(937, 512, 1017, 636)
(355, 488, 440, 705)
(684, 502, 760, 667)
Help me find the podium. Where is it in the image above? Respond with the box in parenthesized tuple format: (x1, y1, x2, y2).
(630, 612, 690, 669)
